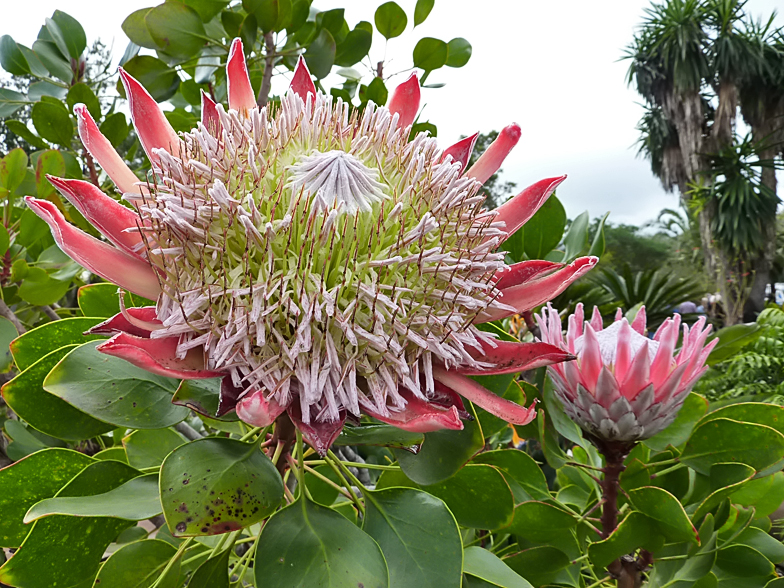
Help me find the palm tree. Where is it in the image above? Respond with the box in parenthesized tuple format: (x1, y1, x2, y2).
(627, 0, 783, 325)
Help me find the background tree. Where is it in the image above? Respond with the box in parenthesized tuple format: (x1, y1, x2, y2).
(627, 0, 784, 325)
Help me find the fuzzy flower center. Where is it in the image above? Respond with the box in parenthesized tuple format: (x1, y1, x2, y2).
(574, 320, 659, 366)
(128, 93, 509, 424)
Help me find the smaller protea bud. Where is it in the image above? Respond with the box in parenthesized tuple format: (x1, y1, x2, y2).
(538, 304, 716, 443)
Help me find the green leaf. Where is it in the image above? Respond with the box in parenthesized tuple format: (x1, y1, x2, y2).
(160, 437, 283, 536)
(4, 120, 48, 150)
(245, 0, 293, 32)
(375, 1, 407, 39)
(122, 8, 158, 50)
(18, 270, 70, 306)
(503, 546, 570, 588)
(32, 101, 73, 146)
(628, 486, 698, 544)
(187, 546, 230, 588)
(121, 55, 180, 102)
(184, 0, 231, 23)
(25, 472, 161, 522)
(509, 501, 577, 542)
(10, 316, 104, 371)
(421, 464, 514, 529)
(644, 392, 708, 451)
(94, 539, 180, 588)
(588, 511, 661, 568)
(647, 516, 717, 587)
(472, 449, 551, 502)
(393, 401, 483, 485)
(51, 11, 86, 60)
(464, 547, 533, 588)
(94, 446, 129, 463)
(699, 403, 784, 437)
(0, 448, 94, 548)
(681, 418, 784, 475)
(0, 88, 28, 117)
(413, 0, 434, 26)
(693, 462, 756, 522)
(562, 211, 590, 262)
(43, 341, 188, 429)
(77, 282, 153, 319)
(255, 496, 389, 588)
(0, 317, 17, 373)
(731, 471, 784, 517)
(445, 37, 471, 68)
(335, 27, 373, 67)
(66, 83, 101, 120)
(99, 112, 130, 147)
(716, 544, 775, 577)
(145, 2, 206, 59)
(17, 44, 49, 77)
(365, 76, 389, 106)
(335, 424, 423, 450)
(706, 323, 763, 365)
(304, 28, 336, 79)
(34, 148, 65, 199)
(363, 487, 461, 588)
(413, 37, 448, 72)
(0, 35, 30, 75)
(31, 39, 73, 82)
(0, 148, 29, 194)
(522, 195, 567, 259)
(734, 527, 784, 564)
(124, 428, 186, 469)
(0, 460, 137, 588)
(1, 346, 115, 441)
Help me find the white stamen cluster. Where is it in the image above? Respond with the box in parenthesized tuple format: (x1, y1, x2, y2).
(128, 92, 513, 424)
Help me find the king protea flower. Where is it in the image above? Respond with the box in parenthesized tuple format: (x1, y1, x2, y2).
(27, 38, 598, 454)
(538, 304, 716, 443)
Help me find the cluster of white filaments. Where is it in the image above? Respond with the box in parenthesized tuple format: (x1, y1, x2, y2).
(127, 92, 515, 424)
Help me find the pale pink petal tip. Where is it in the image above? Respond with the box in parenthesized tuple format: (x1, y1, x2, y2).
(118, 67, 180, 161)
(46, 176, 143, 257)
(388, 72, 420, 128)
(227, 38, 256, 113)
(466, 123, 522, 185)
(73, 103, 141, 195)
(236, 389, 286, 427)
(443, 132, 479, 171)
(364, 391, 464, 433)
(24, 197, 161, 300)
(290, 55, 317, 101)
(96, 332, 222, 379)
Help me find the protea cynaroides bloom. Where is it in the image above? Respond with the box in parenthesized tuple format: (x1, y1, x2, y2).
(26, 38, 599, 454)
(538, 304, 716, 444)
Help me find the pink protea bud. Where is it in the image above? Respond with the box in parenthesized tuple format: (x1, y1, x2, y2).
(538, 304, 717, 443)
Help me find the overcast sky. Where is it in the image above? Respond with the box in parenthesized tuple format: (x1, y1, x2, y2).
(2, 0, 782, 226)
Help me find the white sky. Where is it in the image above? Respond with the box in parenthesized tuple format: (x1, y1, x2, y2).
(2, 0, 782, 225)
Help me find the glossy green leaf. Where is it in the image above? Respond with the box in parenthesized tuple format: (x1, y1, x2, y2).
(464, 547, 533, 588)
(734, 527, 784, 564)
(681, 418, 784, 475)
(66, 83, 101, 120)
(0, 448, 93, 548)
(365, 76, 388, 105)
(503, 546, 570, 588)
(644, 392, 708, 451)
(31, 39, 73, 82)
(0, 148, 29, 193)
(2, 345, 115, 441)
(121, 55, 180, 102)
(99, 112, 130, 147)
(0, 36, 30, 75)
(706, 323, 762, 365)
(422, 464, 514, 529)
(94, 446, 129, 463)
(187, 546, 230, 588)
(588, 211, 610, 257)
(304, 28, 336, 79)
(44, 341, 188, 429)
(647, 516, 717, 587)
(588, 511, 660, 568)
(51, 11, 86, 60)
(393, 401, 483, 485)
(32, 101, 73, 146)
(445, 37, 471, 67)
(145, 3, 206, 59)
(122, 8, 158, 49)
(628, 486, 698, 544)
(363, 487, 461, 588)
(716, 544, 774, 577)
(699, 403, 784, 437)
(184, 0, 231, 23)
(10, 316, 104, 371)
(375, 1, 407, 39)
(562, 210, 590, 262)
(335, 424, 423, 449)
(0, 87, 28, 117)
(693, 462, 756, 521)
(124, 428, 186, 469)
(0, 317, 17, 373)
(413, 0, 434, 26)
(77, 282, 154, 319)
(510, 501, 577, 542)
(0, 460, 137, 588)
(523, 195, 567, 259)
(34, 148, 65, 199)
(25, 473, 161, 522)
(5, 120, 47, 150)
(335, 27, 373, 67)
(413, 37, 448, 71)
(731, 471, 784, 517)
(94, 539, 180, 588)
(160, 437, 283, 536)
(472, 449, 551, 503)
(255, 496, 389, 588)
(18, 268, 70, 306)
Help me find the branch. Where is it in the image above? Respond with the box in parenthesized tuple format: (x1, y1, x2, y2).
(40, 306, 60, 321)
(174, 422, 202, 441)
(0, 299, 25, 334)
(256, 32, 276, 108)
(83, 149, 100, 188)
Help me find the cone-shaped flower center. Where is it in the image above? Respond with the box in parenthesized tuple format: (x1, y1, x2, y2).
(574, 320, 659, 366)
